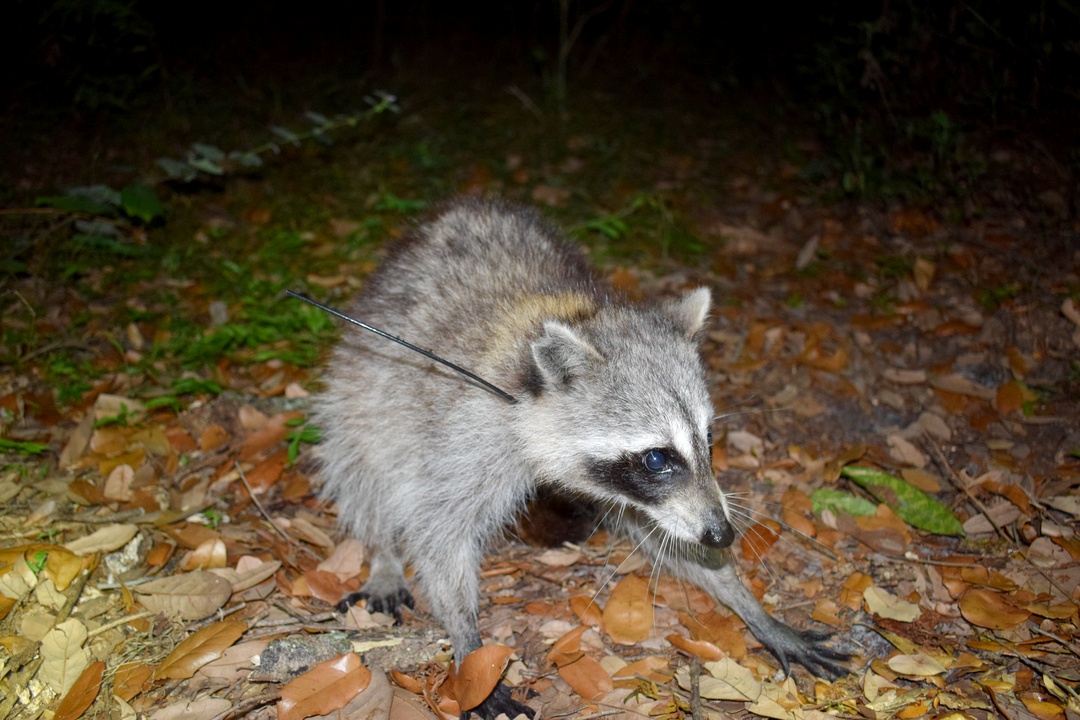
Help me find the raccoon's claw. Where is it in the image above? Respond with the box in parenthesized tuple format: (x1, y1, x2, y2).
(758, 622, 851, 680)
(463, 683, 535, 720)
(335, 588, 415, 622)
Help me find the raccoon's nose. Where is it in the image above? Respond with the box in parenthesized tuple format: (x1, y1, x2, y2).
(700, 516, 735, 548)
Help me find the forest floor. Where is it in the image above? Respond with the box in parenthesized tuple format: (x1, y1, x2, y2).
(1, 66, 1079, 720)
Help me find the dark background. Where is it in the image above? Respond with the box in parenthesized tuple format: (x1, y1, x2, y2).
(2, 0, 1078, 206)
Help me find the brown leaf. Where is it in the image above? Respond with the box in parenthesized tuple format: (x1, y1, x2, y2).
(665, 634, 724, 660)
(995, 379, 1025, 415)
(114, 662, 154, 702)
(54, 660, 104, 720)
(557, 654, 613, 701)
(603, 574, 654, 645)
(677, 610, 746, 659)
(959, 588, 1030, 630)
(135, 571, 232, 620)
(456, 645, 515, 711)
(199, 423, 231, 452)
(546, 625, 587, 668)
(193, 638, 271, 683)
(569, 595, 603, 627)
(304, 569, 349, 606)
(739, 521, 780, 562)
(181, 538, 228, 571)
(277, 653, 372, 720)
(156, 620, 247, 680)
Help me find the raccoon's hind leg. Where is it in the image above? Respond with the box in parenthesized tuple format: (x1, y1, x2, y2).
(336, 547, 414, 621)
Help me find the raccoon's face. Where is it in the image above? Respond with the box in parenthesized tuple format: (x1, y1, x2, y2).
(522, 288, 735, 550)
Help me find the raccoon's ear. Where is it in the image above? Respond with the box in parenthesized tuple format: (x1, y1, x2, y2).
(665, 287, 712, 339)
(531, 321, 603, 388)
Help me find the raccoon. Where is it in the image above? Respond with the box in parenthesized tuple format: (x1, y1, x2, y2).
(314, 197, 847, 719)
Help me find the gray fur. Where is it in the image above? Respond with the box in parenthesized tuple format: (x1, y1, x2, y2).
(314, 198, 846, 712)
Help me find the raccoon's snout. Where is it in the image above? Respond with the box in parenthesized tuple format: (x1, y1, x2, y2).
(699, 512, 735, 548)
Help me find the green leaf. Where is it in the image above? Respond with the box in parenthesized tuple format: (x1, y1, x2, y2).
(841, 465, 964, 535)
(810, 488, 877, 517)
(120, 183, 165, 223)
(0, 438, 49, 455)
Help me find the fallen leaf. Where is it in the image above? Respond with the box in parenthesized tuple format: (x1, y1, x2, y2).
(181, 538, 228, 571)
(64, 524, 139, 557)
(317, 539, 365, 582)
(156, 619, 247, 680)
(557, 654, 613, 701)
(114, 662, 154, 701)
(958, 588, 1030, 630)
(887, 653, 947, 676)
(569, 595, 603, 627)
(864, 586, 922, 622)
(666, 634, 724, 660)
(842, 465, 964, 535)
(603, 574, 653, 644)
(148, 698, 232, 720)
(210, 558, 281, 593)
(134, 571, 233, 619)
(456, 645, 515, 711)
(674, 658, 761, 701)
(277, 653, 372, 720)
(39, 618, 91, 695)
(53, 659, 104, 720)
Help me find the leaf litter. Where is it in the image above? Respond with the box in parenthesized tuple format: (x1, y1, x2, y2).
(2, 84, 1079, 720)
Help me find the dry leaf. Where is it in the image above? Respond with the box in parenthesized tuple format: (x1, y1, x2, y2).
(958, 588, 1030, 630)
(674, 658, 761, 701)
(557, 654, 613, 701)
(39, 618, 91, 695)
(456, 645, 515, 711)
(104, 463, 135, 501)
(64, 524, 139, 557)
(193, 638, 271, 683)
(864, 586, 922, 622)
(317, 539, 365, 582)
(277, 653, 372, 720)
(666, 634, 724, 660)
(148, 698, 233, 720)
(569, 595, 603, 627)
(53, 659, 104, 720)
(887, 653, 948, 676)
(181, 538, 228, 571)
(603, 574, 653, 644)
(134, 571, 232, 619)
(114, 662, 154, 702)
(156, 619, 247, 680)
(210, 558, 281, 593)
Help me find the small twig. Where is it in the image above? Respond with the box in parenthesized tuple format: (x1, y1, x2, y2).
(237, 461, 293, 544)
(1028, 622, 1080, 658)
(930, 443, 1010, 543)
(88, 611, 155, 638)
(209, 689, 281, 720)
(253, 610, 340, 628)
(689, 658, 703, 720)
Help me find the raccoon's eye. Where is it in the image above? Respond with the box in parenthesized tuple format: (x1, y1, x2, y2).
(642, 449, 667, 472)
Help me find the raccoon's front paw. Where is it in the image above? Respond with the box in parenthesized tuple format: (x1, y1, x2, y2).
(757, 618, 851, 680)
(335, 587, 414, 622)
(464, 683, 535, 720)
